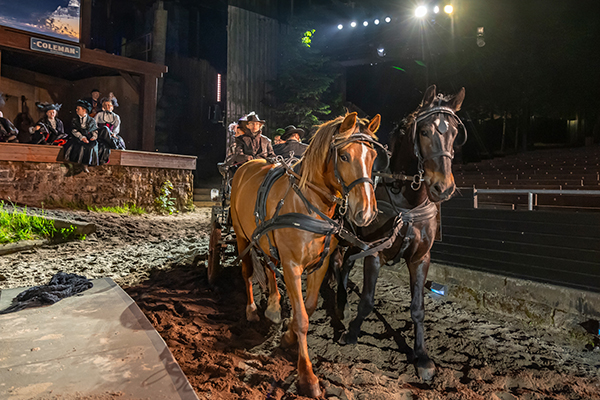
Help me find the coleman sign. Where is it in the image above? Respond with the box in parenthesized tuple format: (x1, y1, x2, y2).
(30, 37, 81, 59)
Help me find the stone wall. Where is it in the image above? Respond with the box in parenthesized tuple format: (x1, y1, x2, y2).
(0, 161, 193, 211)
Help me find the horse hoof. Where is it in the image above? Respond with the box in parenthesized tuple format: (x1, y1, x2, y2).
(246, 305, 260, 322)
(339, 330, 358, 345)
(298, 382, 321, 398)
(265, 308, 281, 324)
(417, 364, 436, 381)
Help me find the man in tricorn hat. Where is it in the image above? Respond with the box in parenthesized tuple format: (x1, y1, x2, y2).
(273, 125, 308, 160)
(230, 111, 275, 165)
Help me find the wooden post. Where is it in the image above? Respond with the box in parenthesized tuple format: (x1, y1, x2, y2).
(80, 0, 92, 48)
(140, 74, 158, 151)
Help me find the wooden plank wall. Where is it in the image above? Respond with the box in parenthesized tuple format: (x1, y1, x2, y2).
(226, 5, 279, 133)
(431, 193, 600, 293)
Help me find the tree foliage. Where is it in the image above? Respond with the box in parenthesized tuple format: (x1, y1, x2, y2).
(269, 19, 343, 134)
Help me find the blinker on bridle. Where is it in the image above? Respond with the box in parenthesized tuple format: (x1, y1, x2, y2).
(330, 132, 387, 215)
(410, 95, 468, 190)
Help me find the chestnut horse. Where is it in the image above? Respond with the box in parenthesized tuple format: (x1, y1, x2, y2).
(333, 85, 466, 380)
(230, 112, 381, 397)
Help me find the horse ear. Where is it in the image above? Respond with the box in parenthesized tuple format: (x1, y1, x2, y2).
(340, 112, 358, 134)
(368, 114, 381, 133)
(448, 87, 466, 111)
(421, 85, 437, 108)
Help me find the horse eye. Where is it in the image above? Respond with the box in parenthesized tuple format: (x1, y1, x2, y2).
(420, 129, 428, 137)
(340, 154, 349, 162)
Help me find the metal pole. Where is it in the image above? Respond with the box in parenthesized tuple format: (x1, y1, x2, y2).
(528, 192, 534, 211)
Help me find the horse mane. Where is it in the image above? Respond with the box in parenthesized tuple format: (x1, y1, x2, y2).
(299, 113, 377, 189)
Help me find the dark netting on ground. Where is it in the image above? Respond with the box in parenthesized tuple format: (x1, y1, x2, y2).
(0, 272, 93, 314)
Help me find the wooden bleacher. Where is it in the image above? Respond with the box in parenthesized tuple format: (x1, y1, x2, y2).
(453, 146, 600, 211)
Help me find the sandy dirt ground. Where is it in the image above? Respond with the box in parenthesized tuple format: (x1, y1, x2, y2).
(1, 208, 599, 400)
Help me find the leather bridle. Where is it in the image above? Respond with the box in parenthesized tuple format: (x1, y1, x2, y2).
(330, 132, 388, 215)
(409, 98, 467, 190)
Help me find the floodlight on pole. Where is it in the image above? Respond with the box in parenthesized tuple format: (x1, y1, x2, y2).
(338, 24, 343, 30)
(374, 18, 380, 25)
(385, 16, 391, 23)
(363, 21, 368, 26)
(351, 21, 357, 27)
(433, 5, 439, 13)
(444, 5, 453, 14)
(415, 6, 427, 18)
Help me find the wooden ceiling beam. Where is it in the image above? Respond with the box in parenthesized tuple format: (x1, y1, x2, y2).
(0, 27, 167, 78)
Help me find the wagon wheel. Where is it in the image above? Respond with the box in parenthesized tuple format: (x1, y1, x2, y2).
(207, 220, 222, 285)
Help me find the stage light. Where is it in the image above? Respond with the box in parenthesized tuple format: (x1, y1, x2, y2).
(351, 21, 357, 28)
(374, 18, 380, 25)
(363, 21, 368, 26)
(338, 24, 343, 30)
(415, 6, 427, 18)
(433, 6, 440, 13)
(385, 16, 391, 23)
(444, 5, 453, 14)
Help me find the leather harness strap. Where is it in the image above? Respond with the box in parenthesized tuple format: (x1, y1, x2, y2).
(234, 132, 389, 274)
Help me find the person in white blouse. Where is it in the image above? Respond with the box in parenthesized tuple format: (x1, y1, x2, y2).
(95, 98, 126, 164)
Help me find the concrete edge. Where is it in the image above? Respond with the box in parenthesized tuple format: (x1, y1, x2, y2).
(389, 261, 600, 328)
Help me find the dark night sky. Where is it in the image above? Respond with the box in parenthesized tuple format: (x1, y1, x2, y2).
(304, 0, 600, 140)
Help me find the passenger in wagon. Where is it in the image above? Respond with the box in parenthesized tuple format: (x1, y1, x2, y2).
(273, 125, 308, 160)
(95, 98, 126, 164)
(230, 112, 275, 165)
(63, 100, 100, 172)
(31, 103, 68, 146)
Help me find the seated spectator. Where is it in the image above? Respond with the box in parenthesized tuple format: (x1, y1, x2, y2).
(0, 111, 19, 143)
(95, 97, 126, 164)
(63, 100, 100, 172)
(108, 92, 119, 108)
(230, 112, 275, 165)
(83, 89, 102, 118)
(31, 103, 68, 146)
(273, 134, 284, 145)
(273, 125, 308, 160)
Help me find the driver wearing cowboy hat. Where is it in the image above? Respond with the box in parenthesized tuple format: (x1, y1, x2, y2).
(273, 125, 308, 160)
(231, 111, 275, 164)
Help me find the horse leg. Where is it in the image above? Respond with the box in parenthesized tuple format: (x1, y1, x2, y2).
(236, 236, 260, 322)
(282, 267, 321, 398)
(341, 254, 381, 345)
(408, 254, 436, 380)
(334, 247, 357, 321)
(264, 263, 282, 324)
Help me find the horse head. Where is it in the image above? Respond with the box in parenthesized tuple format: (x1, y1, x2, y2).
(300, 112, 383, 226)
(411, 85, 466, 202)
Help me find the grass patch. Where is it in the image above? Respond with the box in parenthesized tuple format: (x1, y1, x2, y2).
(0, 201, 58, 244)
(87, 204, 146, 215)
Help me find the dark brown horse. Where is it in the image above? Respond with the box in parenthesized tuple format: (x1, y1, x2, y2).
(333, 85, 466, 381)
(230, 112, 382, 397)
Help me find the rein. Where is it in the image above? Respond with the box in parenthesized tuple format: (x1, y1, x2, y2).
(233, 132, 383, 275)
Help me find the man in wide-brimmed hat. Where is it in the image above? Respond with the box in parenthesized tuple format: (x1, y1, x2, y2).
(63, 99, 100, 172)
(231, 111, 275, 164)
(273, 125, 308, 160)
